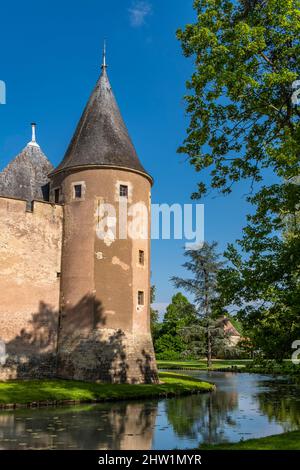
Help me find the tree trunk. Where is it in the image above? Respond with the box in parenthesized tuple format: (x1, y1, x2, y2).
(204, 268, 212, 368)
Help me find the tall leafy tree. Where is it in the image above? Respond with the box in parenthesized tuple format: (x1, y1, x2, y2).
(218, 184, 300, 359)
(177, 0, 300, 198)
(155, 293, 197, 359)
(163, 292, 198, 333)
(172, 242, 225, 367)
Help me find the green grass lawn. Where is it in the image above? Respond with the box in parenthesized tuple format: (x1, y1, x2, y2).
(158, 359, 300, 377)
(201, 431, 300, 450)
(157, 359, 252, 370)
(0, 372, 214, 407)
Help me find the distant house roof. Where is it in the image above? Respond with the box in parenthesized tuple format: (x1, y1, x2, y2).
(51, 57, 151, 182)
(219, 316, 241, 337)
(0, 125, 53, 205)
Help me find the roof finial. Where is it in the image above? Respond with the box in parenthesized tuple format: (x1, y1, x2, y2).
(102, 40, 107, 70)
(28, 122, 40, 148)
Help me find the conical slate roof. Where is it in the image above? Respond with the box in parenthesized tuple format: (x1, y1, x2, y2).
(51, 65, 151, 180)
(0, 127, 53, 204)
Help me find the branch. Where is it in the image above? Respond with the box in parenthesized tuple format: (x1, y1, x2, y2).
(259, 51, 276, 70)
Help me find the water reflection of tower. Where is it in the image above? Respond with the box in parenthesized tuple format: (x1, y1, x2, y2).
(0, 402, 158, 450)
(97, 402, 157, 450)
(120, 403, 157, 450)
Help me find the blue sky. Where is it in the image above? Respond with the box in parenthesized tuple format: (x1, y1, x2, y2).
(0, 1, 271, 313)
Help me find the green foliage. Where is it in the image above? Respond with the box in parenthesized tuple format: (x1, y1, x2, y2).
(172, 243, 224, 312)
(150, 285, 162, 342)
(218, 189, 300, 358)
(154, 293, 198, 360)
(155, 333, 186, 358)
(163, 292, 198, 331)
(201, 430, 300, 450)
(156, 350, 183, 361)
(245, 358, 300, 375)
(172, 243, 229, 365)
(177, 0, 300, 198)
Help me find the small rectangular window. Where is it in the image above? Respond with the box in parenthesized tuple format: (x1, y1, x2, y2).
(139, 250, 145, 265)
(119, 184, 128, 198)
(54, 188, 60, 203)
(74, 184, 82, 199)
(138, 291, 144, 306)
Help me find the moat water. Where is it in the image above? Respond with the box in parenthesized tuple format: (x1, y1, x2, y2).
(0, 371, 299, 449)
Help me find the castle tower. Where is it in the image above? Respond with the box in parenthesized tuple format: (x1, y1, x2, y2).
(49, 49, 158, 383)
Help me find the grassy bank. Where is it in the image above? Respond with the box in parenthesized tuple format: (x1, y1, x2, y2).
(0, 372, 214, 408)
(158, 359, 252, 371)
(201, 431, 300, 450)
(158, 359, 300, 376)
(244, 360, 300, 376)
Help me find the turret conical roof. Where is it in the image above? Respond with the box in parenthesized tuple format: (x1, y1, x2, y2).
(51, 64, 151, 181)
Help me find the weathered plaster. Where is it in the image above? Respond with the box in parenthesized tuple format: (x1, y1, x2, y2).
(51, 168, 158, 383)
(0, 197, 63, 360)
(112, 256, 130, 271)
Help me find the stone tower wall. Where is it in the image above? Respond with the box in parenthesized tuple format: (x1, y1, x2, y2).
(0, 197, 63, 379)
(51, 168, 158, 383)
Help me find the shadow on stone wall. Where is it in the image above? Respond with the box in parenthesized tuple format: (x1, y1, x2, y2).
(0, 295, 158, 384)
(0, 302, 59, 380)
(137, 349, 160, 384)
(59, 294, 106, 335)
(7, 301, 58, 356)
(57, 294, 158, 384)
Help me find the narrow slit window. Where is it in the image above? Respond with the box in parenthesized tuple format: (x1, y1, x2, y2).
(74, 184, 82, 199)
(54, 188, 60, 204)
(139, 250, 145, 265)
(138, 291, 144, 306)
(119, 184, 128, 198)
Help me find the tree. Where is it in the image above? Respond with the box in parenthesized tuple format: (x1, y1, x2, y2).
(177, 0, 300, 358)
(154, 293, 197, 359)
(150, 285, 161, 343)
(217, 185, 300, 359)
(163, 293, 198, 334)
(172, 242, 225, 367)
(177, 0, 300, 198)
